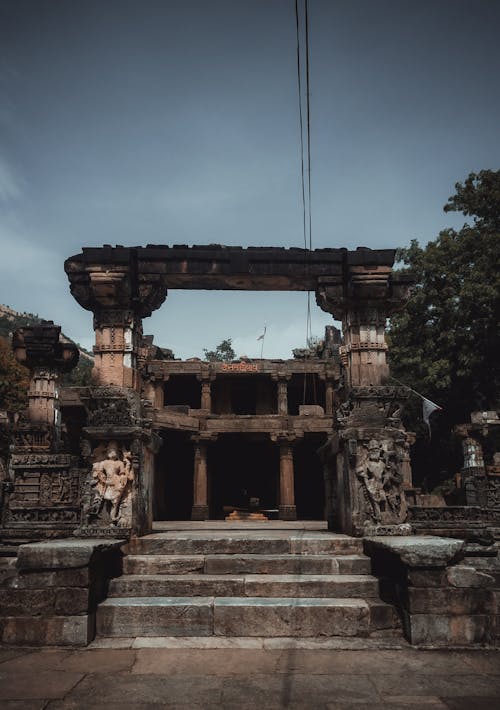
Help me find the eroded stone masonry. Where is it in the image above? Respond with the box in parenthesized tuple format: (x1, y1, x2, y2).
(0, 245, 499, 648)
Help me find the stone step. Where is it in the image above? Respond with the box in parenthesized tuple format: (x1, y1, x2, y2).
(126, 533, 363, 557)
(96, 596, 374, 638)
(123, 553, 371, 576)
(109, 573, 380, 599)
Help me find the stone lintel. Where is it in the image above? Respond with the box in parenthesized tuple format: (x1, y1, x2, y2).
(16, 538, 126, 571)
(364, 536, 465, 568)
(65, 245, 398, 292)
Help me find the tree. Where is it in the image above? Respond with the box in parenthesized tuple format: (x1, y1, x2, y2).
(0, 336, 29, 413)
(203, 339, 236, 362)
(388, 170, 500, 489)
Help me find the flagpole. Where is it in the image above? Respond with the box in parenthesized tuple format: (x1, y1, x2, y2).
(257, 324, 267, 359)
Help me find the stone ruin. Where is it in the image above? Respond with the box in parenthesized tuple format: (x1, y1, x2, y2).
(0, 244, 498, 648)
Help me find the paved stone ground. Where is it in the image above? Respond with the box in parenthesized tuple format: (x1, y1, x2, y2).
(0, 644, 499, 709)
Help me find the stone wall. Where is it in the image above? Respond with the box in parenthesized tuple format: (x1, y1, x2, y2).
(364, 536, 500, 647)
(0, 539, 124, 646)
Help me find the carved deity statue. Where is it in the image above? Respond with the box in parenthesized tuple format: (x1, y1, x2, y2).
(356, 438, 407, 525)
(356, 439, 387, 521)
(84, 440, 134, 527)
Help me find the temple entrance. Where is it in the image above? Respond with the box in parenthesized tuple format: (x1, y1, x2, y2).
(154, 431, 194, 520)
(209, 434, 279, 519)
(294, 434, 326, 519)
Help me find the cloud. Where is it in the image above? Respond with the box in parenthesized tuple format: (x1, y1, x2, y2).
(0, 157, 22, 202)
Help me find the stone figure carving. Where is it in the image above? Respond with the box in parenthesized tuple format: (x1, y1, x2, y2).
(356, 439, 407, 524)
(83, 441, 134, 527)
(356, 439, 386, 521)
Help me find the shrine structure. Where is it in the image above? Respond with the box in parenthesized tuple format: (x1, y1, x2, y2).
(1, 245, 498, 649)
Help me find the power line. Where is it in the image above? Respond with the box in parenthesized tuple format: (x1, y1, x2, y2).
(305, 0, 313, 252)
(294, 0, 308, 253)
(295, 0, 314, 351)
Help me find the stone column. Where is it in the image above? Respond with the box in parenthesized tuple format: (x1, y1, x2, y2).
(315, 258, 414, 536)
(200, 380, 212, 411)
(272, 373, 290, 415)
(316, 265, 413, 388)
(272, 434, 297, 520)
(64, 250, 168, 391)
(191, 436, 212, 520)
(5, 324, 81, 539)
(12, 324, 79, 428)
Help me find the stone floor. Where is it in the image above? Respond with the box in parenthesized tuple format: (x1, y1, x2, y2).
(1, 644, 499, 709)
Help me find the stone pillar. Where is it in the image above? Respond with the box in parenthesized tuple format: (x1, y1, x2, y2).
(316, 264, 413, 388)
(12, 324, 79, 428)
(155, 379, 165, 409)
(315, 259, 414, 536)
(191, 436, 212, 520)
(272, 434, 297, 520)
(64, 250, 168, 391)
(272, 373, 290, 415)
(454, 426, 488, 507)
(200, 380, 212, 411)
(324, 380, 334, 415)
(4, 324, 81, 540)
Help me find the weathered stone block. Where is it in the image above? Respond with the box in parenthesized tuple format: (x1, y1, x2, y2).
(404, 612, 490, 645)
(17, 539, 125, 571)
(54, 587, 90, 615)
(6, 567, 90, 589)
(366, 599, 401, 631)
(123, 554, 205, 575)
(447, 564, 495, 588)
(0, 614, 94, 646)
(96, 597, 213, 637)
(365, 536, 465, 568)
(407, 569, 447, 588)
(213, 597, 370, 637)
(406, 587, 493, 615)
(0, 588, 55, 616)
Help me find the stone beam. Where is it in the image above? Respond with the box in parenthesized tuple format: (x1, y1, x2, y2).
(65, 244, 397, 291)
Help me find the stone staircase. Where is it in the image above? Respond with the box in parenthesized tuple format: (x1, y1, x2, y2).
(96, 530, 402, 639)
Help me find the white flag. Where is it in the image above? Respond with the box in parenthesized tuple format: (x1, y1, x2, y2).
(257, 326, 266, 341)
(422, 398, 442, 436)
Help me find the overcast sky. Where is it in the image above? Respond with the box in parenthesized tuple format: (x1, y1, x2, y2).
(0, 0, 498, 358)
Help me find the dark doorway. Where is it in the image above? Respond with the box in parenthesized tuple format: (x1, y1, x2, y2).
(164, 375, 201, 409)
(154, 431, 193, 520)
(288, 374, 326, 415)
(210, 435, 279, 518)
(294, 434, 326, 519)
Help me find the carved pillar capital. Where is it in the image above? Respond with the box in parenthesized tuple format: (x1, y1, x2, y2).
(64, 249, 168, 390)
(316, 268, 413, 389)
(12, 324, 79, 427)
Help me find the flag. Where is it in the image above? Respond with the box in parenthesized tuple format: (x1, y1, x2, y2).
(422, 398, 442, 436)
(257, 326, 266, 341)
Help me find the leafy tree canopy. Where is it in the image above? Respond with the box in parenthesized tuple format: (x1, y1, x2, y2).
(388, 170, 500, 489)
(0, 336, 29, 412)
(203, 338, 236, 362)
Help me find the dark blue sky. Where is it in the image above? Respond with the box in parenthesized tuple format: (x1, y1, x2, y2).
(1, 0, 498, 357)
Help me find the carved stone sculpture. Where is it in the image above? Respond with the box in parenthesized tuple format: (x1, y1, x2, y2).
(83, 441, 134, 527)
(355, 438, 407, 527)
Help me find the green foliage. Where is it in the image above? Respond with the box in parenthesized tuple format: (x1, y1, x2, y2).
(61, 356, 94, 386)
(0, 336, 29, 412)
(389, 170, 500, 488)
(203, 338, 236, 362)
